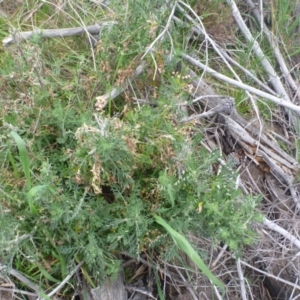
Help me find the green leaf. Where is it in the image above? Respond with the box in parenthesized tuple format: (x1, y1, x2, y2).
(159, 171, 175, 207)
(10, 131, 31, 190)
(7, 150, 19, 178)
(51, 249, 67, 278)
(27, 185, 49, 214)
(154, 215, 225, 294)
(37, 264, 60, 283)
(154, 270, 165, 300)
(166, 183, 175, 207)
(37, 291, 52, 300)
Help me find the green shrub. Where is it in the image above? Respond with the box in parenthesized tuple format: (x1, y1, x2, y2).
(0, 102, 261, 286)
(0, 0, 262, 294)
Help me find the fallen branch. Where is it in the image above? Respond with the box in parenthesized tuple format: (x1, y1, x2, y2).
(0, 264, 41, 294)
(181, 53, 300, 114)
(0, 287, 38, 298)
(245, 0, 300, 100)
(225, 0, 292, 105)
(181, 97, 234, 122)
(3, 22, 117, 46)
(240, 259, 300, 291)
(263, 218, 300, 249)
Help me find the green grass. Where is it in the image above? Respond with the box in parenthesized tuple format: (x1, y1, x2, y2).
(2, 0, 290, 297)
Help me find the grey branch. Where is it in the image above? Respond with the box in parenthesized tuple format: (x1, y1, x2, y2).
(3, 22, 117, 46)
(182, 53, 300, 114)
(181, 97, 234, 123)
(0, 263, 41, 293)
(45, 261, 84, 299)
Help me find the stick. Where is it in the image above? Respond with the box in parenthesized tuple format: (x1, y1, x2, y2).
(181, 97, 234, 122)
(0, 287, 38, 297)
(181, 53, 300, 114)
(44, 261, 84, 299)
(240, 260, 300, 291)
(141, 1, 177, 60)
(263, 218, 300, 249)
(245, 0, 300, 100)
(225, 0, 292, 105)
(3, 22, 117, 46)
(0, 264, 40, 293)
(236, 259, 248, 300)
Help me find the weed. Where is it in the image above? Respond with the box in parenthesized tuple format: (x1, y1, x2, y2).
(0, 0, 263, 296)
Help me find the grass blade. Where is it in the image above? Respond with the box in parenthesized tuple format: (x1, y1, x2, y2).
(27, 185, 48, 214)
(154, 270, 165, 300)
(37, 264, 60, 283)
(10, 131, 31, 190)
(154, 215, 225, 294)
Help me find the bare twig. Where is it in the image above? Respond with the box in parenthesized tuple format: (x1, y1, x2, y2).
(245, 0, 300, 101)
(181, 97, 234, 122)
(240, 260, 300, 291)
(3, 22, 117, 46)
(225, 0, 292, 105)
(125, 286, 156, 299)
(263, 218, 300, 249)
(181, 53, 300, 114)
(44, 260, 84, 299)
(0, 264, 41, 293)
(236, 258, 248, 300)
(141, 1, 177, 60)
